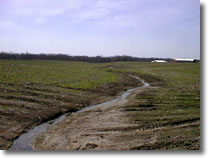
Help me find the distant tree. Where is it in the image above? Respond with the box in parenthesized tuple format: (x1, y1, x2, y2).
(0, 52, 174, 63)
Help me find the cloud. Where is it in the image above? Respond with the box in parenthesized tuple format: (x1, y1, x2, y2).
(10, 0, 83, 16)
(0, 0, 200, 58)
(5, 0, 139, 24)
(3, 0, 199, 28)
(0, 19, 29, 32)
(5, 0, 87, 24)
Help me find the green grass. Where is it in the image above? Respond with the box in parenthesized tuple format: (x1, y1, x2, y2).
(107, 62, 200, 150)
(0, 60, 200, 150)
(0, 60, 118, 89)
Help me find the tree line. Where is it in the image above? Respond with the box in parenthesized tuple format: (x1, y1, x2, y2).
(0, 52, 173, 63)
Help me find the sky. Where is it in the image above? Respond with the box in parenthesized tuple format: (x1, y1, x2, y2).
(0, 0, 200, 58)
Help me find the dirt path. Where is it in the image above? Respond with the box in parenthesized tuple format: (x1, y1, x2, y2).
(20, 74, 200, 150)
(33, 77, 151, 150)
(1, 73, 143, 150)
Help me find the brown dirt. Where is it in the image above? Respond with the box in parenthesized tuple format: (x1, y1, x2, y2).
(33, 85, 200, 150)
(0, 73, 142, 150)
(33, 85, 148, 150)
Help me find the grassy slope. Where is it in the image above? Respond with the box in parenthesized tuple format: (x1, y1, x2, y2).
(108, 62, 200, 150)
(0, 60, 200, 150)
(0, 60, 118, 89)
(0, 60, 143, 149)
(0, 60, 119, 149)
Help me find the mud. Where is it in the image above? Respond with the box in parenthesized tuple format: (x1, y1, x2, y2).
(0, 73, 142, 150)
(8, 75, 148, 150)
(32, 75, 200, 150)
(32, 76, 150, 150)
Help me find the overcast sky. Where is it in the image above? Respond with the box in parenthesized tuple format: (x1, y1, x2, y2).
(0, 0, 200, 58)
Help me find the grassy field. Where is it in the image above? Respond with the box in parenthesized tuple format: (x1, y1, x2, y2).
(107, 62, 200, 150)
(0, 60, 139, 149)
(0, 60, 200, 150)
(0, 60, 118, 89)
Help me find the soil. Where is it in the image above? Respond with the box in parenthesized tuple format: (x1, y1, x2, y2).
(0, 73, 142, 150)
(33, 80, 200, 150)
(33, 84, 149, 150)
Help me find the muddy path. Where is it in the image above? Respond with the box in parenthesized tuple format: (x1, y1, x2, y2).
(9, 75, 149, 150)
(0, 72, 142, 150)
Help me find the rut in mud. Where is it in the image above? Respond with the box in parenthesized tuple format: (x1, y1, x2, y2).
(32, 74, 200, 150)
(1, 73, 142, 150)
(31, 76, 151, 150)
(9, 75, 148, 150)
(1, 61, 200, 150)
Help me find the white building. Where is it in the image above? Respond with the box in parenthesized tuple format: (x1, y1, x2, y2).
(152, 60, 167, 63)
(174, 58, 195, 62)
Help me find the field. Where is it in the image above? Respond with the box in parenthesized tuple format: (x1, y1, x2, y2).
(108, 62, 200, 149)
(0, 60, 200, 150)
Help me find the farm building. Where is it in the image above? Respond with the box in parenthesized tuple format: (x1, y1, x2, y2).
(152, 60, 167, 63)
(174, 58, 199, 63)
